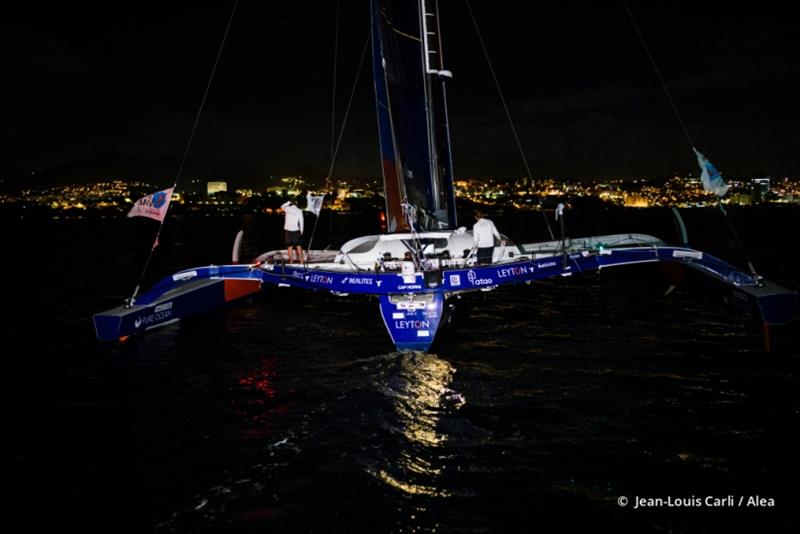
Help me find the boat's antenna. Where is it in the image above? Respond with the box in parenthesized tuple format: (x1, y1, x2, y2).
(307, 28, 371, 253)
(126, 0, 239, 306)
(622, 0, 759, 278)
(464, 0, 554, 241)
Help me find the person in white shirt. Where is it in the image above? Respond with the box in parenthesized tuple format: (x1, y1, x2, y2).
(472, 210, 503, 265)
(281, 200, 305, 263)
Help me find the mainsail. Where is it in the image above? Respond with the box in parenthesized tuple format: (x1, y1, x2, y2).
(371, 0, 457, 232)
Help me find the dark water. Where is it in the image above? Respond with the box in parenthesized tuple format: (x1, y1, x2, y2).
(4, 208, 800, 533)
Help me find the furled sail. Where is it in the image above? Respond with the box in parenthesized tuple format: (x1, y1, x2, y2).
(371, 0, 457, 232)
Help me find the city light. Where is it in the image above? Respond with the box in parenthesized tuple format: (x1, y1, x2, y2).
(1, 174, 796, 218)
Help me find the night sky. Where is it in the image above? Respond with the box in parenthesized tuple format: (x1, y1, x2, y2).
(4, 1, 799, 183)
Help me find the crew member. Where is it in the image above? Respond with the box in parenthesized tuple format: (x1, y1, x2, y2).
(472, 210, 504, 265)
(281, 200, 304, 263)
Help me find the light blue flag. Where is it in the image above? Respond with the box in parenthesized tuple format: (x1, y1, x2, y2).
(693, 148, 729, 197)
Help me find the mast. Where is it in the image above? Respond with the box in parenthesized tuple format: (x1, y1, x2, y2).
(371, 0, 457, 231)
(420, 0, 457, 229)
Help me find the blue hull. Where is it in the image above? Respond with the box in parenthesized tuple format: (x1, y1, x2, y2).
(93, 266, 263, 341)
(94, 246, 796, 350)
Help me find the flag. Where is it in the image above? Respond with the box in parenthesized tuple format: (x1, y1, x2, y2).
(127, 187, 174, 221)
(305, 193, 324, 216)
(693, 148, 729, 197)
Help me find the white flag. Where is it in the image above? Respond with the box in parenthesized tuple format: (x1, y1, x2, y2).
(305, 193, 324, 216)
(127, 187, 174, 221)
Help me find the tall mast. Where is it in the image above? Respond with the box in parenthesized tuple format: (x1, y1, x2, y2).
(420, 0, 457, 229)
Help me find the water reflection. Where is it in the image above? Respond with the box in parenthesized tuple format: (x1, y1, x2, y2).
(231, 356, 288, 440)
(369, 351, 465, 496)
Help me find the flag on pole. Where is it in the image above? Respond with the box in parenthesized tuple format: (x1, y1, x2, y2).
(693, 148, 729, 197)
(305, 193, 324, 216)
(127, 187, 174, 221)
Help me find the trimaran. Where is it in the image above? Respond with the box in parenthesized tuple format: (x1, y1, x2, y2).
(94, 0, 796, 351)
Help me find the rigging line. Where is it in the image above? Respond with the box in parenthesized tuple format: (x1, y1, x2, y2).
(326, 0, 340, 247)
(308, 28, 371, 252)
(127, 0, 239, 305)
(622, 0, 694, 149)
(464, 0, 554, 241)
(718, 200, 759, 278)
(623, 1, 758, 278)
(327, 30, 371, 181)
(329, 0, 340, 178)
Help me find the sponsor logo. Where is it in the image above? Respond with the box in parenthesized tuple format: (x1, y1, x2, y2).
(133, 307, 173, 329)
(397, 300, 426, 310)
(392, 312, 405, 319)
(673, 250, 703, 260)
(497, 265, 529, 278)
(152, 190, 168, 209)
(376, 280, 383, 287)
(394, 319, 430, 329)
(154, 302, 173, 313)
(397, 284, 422, 290)
(466, 270, 493, 286)
(537, 261, 557, 269)
(306, 274, 333, 284)
(449, 274, 461, 286)
(340, 276, 374, 285)
(173, 270, 198, 281)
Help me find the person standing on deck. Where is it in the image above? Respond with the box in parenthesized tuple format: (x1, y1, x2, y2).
(281, 200, 304, 263)
(472, 210, 504, 265)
